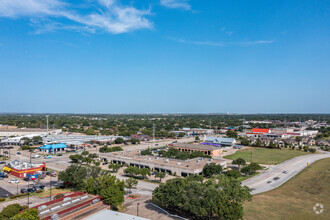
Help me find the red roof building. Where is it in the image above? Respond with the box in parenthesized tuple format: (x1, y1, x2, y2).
(251, 128, 270, 133)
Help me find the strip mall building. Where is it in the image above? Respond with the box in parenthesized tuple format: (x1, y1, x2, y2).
(3, 160, 46, 178)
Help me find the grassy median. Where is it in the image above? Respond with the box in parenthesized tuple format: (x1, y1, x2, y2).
(224, 147, 312, 165)
(243, 158, 330, 220)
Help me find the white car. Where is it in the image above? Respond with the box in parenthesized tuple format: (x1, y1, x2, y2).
(33, 155, 40, 158)
(9, 179, 19, 184)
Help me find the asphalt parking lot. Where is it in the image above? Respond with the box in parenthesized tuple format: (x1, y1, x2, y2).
(0, 187, 13, 198)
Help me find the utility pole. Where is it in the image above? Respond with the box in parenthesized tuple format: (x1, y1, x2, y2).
(153, 121, 155, 147)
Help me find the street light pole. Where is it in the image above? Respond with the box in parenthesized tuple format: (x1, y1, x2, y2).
(16, 182, 18, 196)
(49, 174, 52, 201)
(27, 178, 30, 208)
(137, 203, 140, 216)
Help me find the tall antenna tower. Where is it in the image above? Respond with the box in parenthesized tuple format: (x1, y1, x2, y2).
(153, 121, 155, 145)
(46, 115, 49, 136)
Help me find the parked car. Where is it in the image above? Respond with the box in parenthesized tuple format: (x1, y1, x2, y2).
(17, 152, 21, 155)
(0, 174, 8, 178)
(9, 179, 19, 184)
(27, 188, 36, 193)
(23, 177, 29, 181)
(0, 161, 6, 164)
(20, 188, 27, 193)
(56, 154, 62, 157)
(33, 186, 41, 190)
(33, 155, 40, 158)
(39, 185, 45, 190)
(44, 155, 52, 159)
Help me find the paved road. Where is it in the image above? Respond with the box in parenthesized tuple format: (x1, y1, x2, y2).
(243, 151, 330, 195)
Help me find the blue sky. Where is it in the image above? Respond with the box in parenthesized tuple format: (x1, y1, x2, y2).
(0, 0, 329, 113)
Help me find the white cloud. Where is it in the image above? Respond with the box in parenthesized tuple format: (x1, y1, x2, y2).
(0, 0, 152, 34)
(160, 0, 191, 10)
(171, 38, 274, 47)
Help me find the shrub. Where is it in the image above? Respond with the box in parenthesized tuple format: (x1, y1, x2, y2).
(0, 203, 27, 219)
(53, 193, 65, 200)
(0, 198, 5, 202)
(308, 148, 316, 153)
(36, 190, 43, 193)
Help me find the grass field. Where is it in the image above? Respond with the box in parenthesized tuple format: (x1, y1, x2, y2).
(223, 147, 312, 165)
(243, 158, 330, 220)
(236, 172, 259, 182)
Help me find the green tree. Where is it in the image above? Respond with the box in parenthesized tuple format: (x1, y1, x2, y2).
(195, 136, 200, 141)
(0, 204, 27, 219)
(100, 187, 124, 208)
(185, 174, 204, 183)
(178, 133, 185, 138)
(69, 154, 83, 163)
(303, 146, 309, 152)
(240, 137, 250, 146)
(115, 137, 124, 144)
(130, 138, 140, 144)
(11, 208, 40, 220)
(108, 163, 121, 173)
(124, 166, 139, 177)
(155, 172, 166, 182)
(225, 169, 241, 179)
(308, 148, 316, 153)
(232, 158, 246, 169)
(85, 174, 125, 208)
(58, 165, 101, 190)
(81, 151, 89, 156)
(141, 149, 153, 156)
(125, 177, 138, 195)
(139, 168, 151, 179)
(202, 163, 222, 177)
(152, 175, 251, 219)
(226, 130, 238, 138)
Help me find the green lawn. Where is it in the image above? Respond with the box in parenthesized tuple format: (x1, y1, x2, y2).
(237, 172, 259, 182)
(223, 147, 312, 165)
(243, 158, 330, 220)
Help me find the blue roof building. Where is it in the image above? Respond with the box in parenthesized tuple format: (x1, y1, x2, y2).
(39, 143, 68, 153)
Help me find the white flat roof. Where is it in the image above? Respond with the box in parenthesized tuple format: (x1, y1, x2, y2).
(85, 209, 149, 220)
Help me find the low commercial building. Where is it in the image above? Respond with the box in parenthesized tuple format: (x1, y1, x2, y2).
(3, 160, 46, 178)
(203, 137, 236, 146)
(102, 150, 226, 177)
(172, 143, 222, 156)
(0, 128, 62, 137)
(39, 143, 68, 153)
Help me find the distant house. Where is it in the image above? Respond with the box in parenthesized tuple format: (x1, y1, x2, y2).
(316, 139, 330, 147)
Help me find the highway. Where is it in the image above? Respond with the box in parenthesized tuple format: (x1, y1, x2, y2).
(243, 151, 330, 195)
